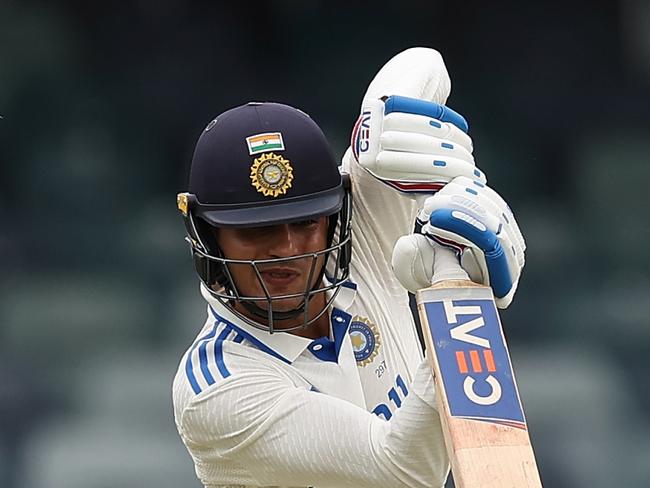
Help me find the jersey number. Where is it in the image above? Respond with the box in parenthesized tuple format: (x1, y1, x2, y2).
(372, 374, 409, 420)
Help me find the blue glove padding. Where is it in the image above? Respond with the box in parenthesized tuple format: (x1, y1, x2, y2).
(383, 95, 469, 133)
(418, 176, 526, 308)
(428, 208, 512, 299)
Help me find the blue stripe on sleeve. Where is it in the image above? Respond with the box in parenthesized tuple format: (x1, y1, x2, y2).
(185, 325, 218, 394)
(185, 359, 202, 395)
(214, 327, 232, 378)
(198, 339, 216, 386)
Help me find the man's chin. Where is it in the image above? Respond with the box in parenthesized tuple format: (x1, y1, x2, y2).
(240, 284, 320, 314)
(262, 298, 306, 313)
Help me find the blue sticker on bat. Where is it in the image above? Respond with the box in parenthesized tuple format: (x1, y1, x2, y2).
(424, 298, 526, 429)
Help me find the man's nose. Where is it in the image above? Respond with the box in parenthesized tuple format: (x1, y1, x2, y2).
(267, 224, 299, 257)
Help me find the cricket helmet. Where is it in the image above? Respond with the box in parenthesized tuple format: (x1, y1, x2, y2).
(177, 102, 352, 332)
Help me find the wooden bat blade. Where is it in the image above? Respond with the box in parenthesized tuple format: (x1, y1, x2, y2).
(416, 281, 542, 488)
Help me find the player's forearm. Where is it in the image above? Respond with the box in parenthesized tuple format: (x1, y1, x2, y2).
(369, 360, 450, 488)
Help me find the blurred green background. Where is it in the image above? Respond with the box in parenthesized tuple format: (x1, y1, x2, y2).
(1, 1, 649, 487)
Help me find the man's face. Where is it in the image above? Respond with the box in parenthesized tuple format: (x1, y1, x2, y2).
(216, 217, 329, 313)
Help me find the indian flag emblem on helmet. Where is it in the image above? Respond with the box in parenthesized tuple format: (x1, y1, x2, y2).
(250, 152, 293, 197)
(246, 132, 285, 155)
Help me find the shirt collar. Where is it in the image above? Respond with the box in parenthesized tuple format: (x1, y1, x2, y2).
(325, 274, 357, 309)
(199, 279, 357, 364)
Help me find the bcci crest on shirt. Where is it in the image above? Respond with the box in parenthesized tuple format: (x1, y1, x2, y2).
(349, 316, 381, 366)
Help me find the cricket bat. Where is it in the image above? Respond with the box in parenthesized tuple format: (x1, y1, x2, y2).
(416, 247, 542, 487)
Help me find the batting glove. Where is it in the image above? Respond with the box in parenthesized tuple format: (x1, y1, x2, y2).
(391, 176, 526, 308)
(348, 48, 485, 193)
(351, 95, 484, 193)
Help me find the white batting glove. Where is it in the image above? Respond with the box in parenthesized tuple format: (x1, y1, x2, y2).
(392, 234, 470, 287)
(349, 47, 485, 193)
(361, 47, 451, 103)
(391, 176, 526, 308)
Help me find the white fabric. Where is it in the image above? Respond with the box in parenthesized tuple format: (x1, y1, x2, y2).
(172, 47, 457, 486)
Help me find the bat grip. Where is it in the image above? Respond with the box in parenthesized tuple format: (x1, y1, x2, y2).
(431, 243, 470, 284)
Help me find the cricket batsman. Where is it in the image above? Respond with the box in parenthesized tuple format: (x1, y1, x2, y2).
(172, 47, 526, 488)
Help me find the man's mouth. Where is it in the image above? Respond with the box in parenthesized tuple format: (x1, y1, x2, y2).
(260, 268, 301, 288)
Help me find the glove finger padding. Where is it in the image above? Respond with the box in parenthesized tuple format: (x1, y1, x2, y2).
(373, 152, 483, 185)
(352, 96, 485, 194)
(418, 177, 525, 308)
(380, 130, 474, 162)
(383, 112, 473, 152)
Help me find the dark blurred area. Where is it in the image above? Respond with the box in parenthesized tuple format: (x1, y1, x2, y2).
(1, 1, 649, 487)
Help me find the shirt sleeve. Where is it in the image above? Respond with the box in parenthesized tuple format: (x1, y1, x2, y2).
(341, 149, 424, 304)
(341, 148, 420, 271)
(177, 358, 449, 488)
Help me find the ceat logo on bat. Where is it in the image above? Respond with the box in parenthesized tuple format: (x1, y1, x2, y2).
(425, 298, 527, 429)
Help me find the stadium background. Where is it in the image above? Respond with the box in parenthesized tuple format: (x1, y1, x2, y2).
(1, 1, 649, 487)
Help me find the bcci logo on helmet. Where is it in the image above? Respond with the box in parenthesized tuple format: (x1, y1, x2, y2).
(250, 152, 294, 197)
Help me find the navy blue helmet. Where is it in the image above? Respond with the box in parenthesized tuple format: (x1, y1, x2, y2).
(177, 102, 352, 333)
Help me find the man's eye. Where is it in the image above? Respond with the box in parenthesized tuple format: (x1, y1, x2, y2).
(295, 219, 318, 227)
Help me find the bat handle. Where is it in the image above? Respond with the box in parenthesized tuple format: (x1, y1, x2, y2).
(431, 243, 471, 284)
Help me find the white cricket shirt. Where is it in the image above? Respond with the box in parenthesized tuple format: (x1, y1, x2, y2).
(173, 152, 449, 488)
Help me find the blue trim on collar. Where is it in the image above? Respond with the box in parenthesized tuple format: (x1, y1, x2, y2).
(341, 280, 357, 290)
(324, 275, 357, 310)
(208, 305, 352, 365)
(208, 306, 292, 364)
(307, 308, 352, 363)
(324, 275, 357, 290)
